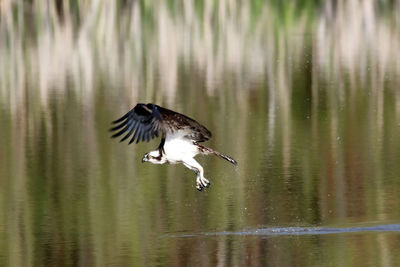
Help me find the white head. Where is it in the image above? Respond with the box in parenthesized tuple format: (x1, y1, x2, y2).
(142, 150, 166, 164)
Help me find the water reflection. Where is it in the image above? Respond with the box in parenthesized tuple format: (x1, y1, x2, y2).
(163, 233, 400, 266)
(1, 0, 400, 266)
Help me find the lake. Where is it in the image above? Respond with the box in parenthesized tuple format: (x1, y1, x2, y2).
(1, 1, 400, 266)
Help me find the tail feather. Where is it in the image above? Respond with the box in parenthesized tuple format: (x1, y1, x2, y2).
(197, 144, 238, 166)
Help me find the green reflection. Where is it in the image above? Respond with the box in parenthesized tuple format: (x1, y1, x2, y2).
(1, 0, 400, 266)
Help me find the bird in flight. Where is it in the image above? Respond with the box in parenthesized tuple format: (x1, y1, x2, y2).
(110, 103, 237, 191)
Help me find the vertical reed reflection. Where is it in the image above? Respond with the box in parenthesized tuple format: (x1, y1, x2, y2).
(1, 0, 400, 266)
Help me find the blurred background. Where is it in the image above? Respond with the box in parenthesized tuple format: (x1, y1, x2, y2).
(1, 0, 400, 266)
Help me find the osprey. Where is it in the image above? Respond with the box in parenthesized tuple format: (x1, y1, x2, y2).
(110, 103, 237, 191)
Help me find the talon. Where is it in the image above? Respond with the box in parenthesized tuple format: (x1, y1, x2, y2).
(200, 178, 210, 188)
(196, 183, 203, 191)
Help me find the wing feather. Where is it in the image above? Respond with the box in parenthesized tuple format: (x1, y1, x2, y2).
(110, 103, 163, 144)
(110, 103, 212, 144)
(120, 127, 135, 142)
(137, 127, 145, 143)
(112, 113, 129, 124)
(157, 106, 212, 142)
(129, 128, 140, 144)
(111, 124, 131, 138)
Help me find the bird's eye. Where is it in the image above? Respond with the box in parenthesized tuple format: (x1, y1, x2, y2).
(148, 155, 152, 159)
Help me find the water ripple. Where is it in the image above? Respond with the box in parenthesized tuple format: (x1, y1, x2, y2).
(164, 224, 400, 238)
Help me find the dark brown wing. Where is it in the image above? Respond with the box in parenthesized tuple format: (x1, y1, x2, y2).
(110, 103, 212, 144)
(157, 106, 212, 143)
(110, 103, 163, 144)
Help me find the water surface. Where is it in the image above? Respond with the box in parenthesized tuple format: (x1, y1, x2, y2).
(1, 1, 400, 266)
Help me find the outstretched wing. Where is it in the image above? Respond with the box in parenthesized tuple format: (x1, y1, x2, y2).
(110, 103, 212, 144)
(110, 103, 163, 144)
(157, 106, 212, 143)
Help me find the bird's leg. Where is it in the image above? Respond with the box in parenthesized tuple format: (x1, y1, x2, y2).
(183, 163, 207, 191)
(183, 158, 210, 191)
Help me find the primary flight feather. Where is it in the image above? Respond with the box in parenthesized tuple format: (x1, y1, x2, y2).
(111, 103, 237, 191)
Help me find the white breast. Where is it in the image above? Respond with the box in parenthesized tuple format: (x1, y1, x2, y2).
(163, 131, 199, 163)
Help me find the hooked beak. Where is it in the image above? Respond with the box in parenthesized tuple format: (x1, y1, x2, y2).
(142, 156, 148, 163)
